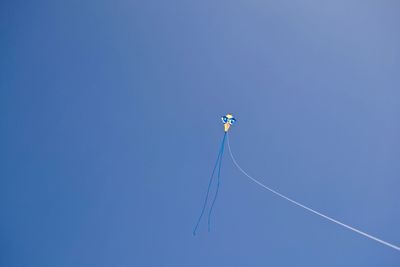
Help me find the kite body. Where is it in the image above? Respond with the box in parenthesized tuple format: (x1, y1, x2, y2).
(193, 114, 236, 235)
(222, 113, 236, 132)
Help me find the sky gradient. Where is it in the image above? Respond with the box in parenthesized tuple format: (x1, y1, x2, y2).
(1, 0, 399, 266)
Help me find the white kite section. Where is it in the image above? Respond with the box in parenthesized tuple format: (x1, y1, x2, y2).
(226, 134, 400, 252)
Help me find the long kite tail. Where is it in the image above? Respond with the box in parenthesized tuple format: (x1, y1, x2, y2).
(193, 133, 226, 235)
(226, 133, 400, 252)
(207, 133, 226, 232)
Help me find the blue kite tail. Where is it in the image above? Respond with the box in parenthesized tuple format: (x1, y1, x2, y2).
(193, 133, 226, 236)
(207, 133, 226, 232)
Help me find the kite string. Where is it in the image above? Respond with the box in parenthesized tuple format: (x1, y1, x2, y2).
(226, 133, 400, 252)
(193, 133, 226, 235)
(207, 133, 226, 232)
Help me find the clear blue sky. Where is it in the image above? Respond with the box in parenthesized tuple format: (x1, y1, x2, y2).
(1, 0, 399, 266)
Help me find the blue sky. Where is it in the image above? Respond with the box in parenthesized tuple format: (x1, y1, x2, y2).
(1, 0, 399, 266)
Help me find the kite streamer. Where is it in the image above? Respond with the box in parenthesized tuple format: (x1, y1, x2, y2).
(208, 134, 225, 232)
(193, 114, 236, 235)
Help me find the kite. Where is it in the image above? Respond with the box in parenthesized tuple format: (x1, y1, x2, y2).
(193, 114, 400, 253)
(193, 114, 236, 235)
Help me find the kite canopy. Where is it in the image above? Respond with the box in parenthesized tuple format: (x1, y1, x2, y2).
(222, 114, 236, 132)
